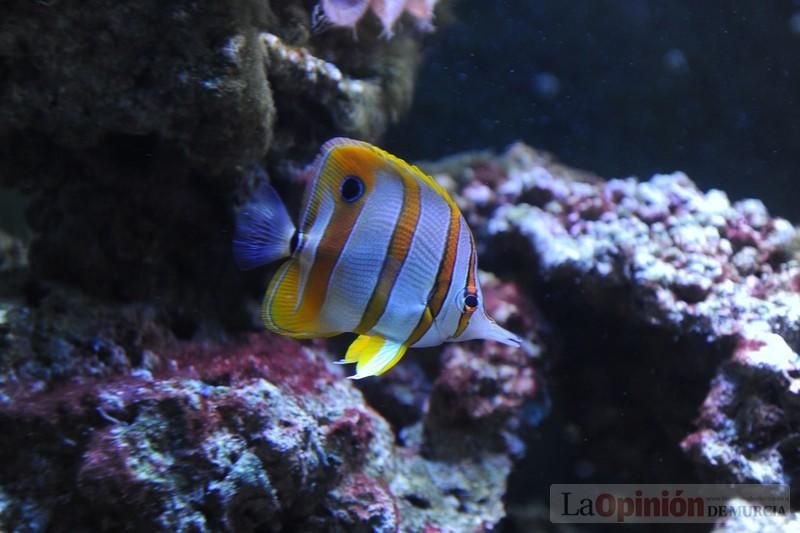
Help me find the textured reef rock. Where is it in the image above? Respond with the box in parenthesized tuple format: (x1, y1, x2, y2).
(0, 333, 403, 531)
(418, 143, 800, 526)
(5, 133, 800, 529)
(0, 0, 424, 321)
(6, 133, 800, 529)
(0, 237, 541, 531)
(0, 0, 421, 171)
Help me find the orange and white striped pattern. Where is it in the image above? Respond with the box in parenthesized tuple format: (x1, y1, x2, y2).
(262, 138, 520, 378)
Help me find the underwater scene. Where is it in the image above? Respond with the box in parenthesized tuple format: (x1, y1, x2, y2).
(3, 0, 800, 531)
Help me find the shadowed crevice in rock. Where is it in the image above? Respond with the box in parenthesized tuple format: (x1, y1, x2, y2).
(516, 282, 735, 486)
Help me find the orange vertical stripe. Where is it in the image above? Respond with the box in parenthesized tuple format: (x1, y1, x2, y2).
(356, 171, 421, 334)
(300, 142, 379, 234)
(452, 230, 477, 338)
(274, 145, 382, 330)
(294, 204, 363, 326)
(405, 206, 461, 346)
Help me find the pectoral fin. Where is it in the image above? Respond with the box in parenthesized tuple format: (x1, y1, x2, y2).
(233, 177, 296, 271)
(343, 335, 408, 379)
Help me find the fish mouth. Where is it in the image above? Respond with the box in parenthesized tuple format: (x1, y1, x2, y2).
(446, 315, 523, 348)
(503, 333, 523, 348)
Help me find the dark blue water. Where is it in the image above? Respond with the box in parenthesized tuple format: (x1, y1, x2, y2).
(388, 0, 800, 219)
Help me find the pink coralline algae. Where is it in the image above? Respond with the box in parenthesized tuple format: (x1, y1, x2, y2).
(421, 141, 800, 513)
(321, 0, 437, 36)
(422, 275, 543, 458)
(460, 143, 800, 342)
(681, 328, 800, 485)
(0, 272, 541, 531)
(8, 133, 800, 531)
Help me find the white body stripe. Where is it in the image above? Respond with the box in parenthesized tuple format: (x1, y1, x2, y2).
(319, 175, 404, 332)
(371, 182, 449, 342)
(414, 215, 473, 347)
(295, 193, 335, 309)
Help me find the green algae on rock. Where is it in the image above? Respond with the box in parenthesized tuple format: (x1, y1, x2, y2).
(0, 0, 423, 177)
(0, 0, 427, 328)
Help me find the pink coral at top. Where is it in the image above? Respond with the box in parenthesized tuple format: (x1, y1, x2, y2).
(320, 0, 438, 36)
(320, 0, 372, 29)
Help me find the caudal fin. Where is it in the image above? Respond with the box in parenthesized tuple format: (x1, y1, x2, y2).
(233, 180, 296, 270)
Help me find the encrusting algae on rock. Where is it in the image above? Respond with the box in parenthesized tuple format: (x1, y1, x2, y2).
(234, 138, 522, 378)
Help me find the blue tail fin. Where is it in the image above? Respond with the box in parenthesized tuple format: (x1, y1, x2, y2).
(233, 179, 296, 270)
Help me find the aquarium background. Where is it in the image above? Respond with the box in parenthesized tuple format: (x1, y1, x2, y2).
(388, 0, 800, 220)
(1, 0, 800, 531)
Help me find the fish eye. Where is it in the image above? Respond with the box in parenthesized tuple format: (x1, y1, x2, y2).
(340, 175, 364, 203)
(463, 290, 479, 311)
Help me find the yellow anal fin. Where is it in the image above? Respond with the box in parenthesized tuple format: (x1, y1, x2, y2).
(343, 334, 376, 363)
(344, 335, 408, 379)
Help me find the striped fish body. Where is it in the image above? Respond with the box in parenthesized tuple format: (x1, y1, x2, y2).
(234, 138, 521, 379)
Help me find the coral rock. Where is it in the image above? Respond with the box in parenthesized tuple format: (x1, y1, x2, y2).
(421, 141, 800, 497)
(0, 288, 531, 533)
(0, 0, 424, 320)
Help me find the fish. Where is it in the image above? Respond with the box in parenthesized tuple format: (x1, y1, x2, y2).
(233, 138, 522, 379)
